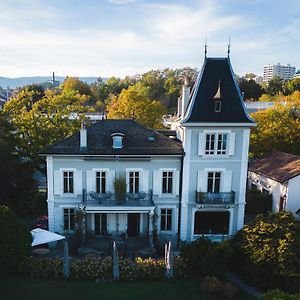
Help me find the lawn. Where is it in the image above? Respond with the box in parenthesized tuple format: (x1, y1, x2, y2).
(0, 277, 255, 300)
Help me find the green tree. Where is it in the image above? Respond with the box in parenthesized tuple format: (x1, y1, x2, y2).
(0, 205, 32, 275)
(239, 78, 264, 100)
(283, 78, 300, 95)
(3, 89, 93, 171)
(61, 77, 93, 96)
(266, 75, 284, 96)
(106, 85, 166, 129)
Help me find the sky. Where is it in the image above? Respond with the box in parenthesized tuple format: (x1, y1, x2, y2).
(0, 0, 299, 78)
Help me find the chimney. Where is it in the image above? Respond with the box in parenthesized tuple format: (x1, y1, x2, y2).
(80, 122, 87, 150)
(181, 76, 190, 118)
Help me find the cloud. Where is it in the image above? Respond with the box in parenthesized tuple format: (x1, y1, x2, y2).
(108, 0, 136, 4)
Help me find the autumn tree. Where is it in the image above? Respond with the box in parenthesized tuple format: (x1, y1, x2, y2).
(106, 84, 166, 129)
(61, 77, 93, 96)
(283, 78, 300, 95)
(250, 99, 300, 157)
(3, 89, 93, 171)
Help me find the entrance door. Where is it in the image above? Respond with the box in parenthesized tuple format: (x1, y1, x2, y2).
(127, 213, 140, 237)
(94, 213, 107, 236)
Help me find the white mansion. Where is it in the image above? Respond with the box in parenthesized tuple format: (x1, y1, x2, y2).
(41, 56, 254, 243)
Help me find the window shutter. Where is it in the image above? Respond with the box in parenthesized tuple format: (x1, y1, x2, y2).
(74, 170, 82, 195)
(223, 171, 232, 192)
(53, 170, 61, 195)
(197, 171, 207, 192)
(153, 170, 161, 195)
(198, 133, 206, 156)
(142, 170, 149, 193)
(86, 170, 94, 192)
(229, 132, 236, 156)
(175, 170, 180, 195)
(107, 170, 115, 192)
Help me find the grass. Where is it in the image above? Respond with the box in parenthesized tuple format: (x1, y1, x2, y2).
(0, 276, 255, 300)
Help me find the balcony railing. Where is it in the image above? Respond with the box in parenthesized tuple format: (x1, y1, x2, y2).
(83, 191, 154, 207)
(195, 191, 235, 205)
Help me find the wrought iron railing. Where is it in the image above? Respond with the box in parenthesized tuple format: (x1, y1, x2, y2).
(195, 191, 235, 205)
(83, 191, 154, 207)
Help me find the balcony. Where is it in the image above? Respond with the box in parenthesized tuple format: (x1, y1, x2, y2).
(83, 191, 154, 207)
(195, 191, 235, 205)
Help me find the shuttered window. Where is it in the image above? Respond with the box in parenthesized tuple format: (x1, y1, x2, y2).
(63, 171, 74, 194)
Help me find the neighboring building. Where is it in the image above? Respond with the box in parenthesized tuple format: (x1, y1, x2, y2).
(294, 70, 300, 79)
(263, 63, 296, 82)
(41, 55, 254, 243)
(248, 151, 300, 218)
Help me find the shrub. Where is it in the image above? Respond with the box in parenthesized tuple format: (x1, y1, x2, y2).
(260, 289, 300, 300)
(230, 211, 300, 292)
(181, 237, 232, 277)
(0, 205, 32, 275)
(221, 282, 239, 299)
(245, 190, 272, 214)
(19, 255, 190, 281)
(200, 276, 222, 294)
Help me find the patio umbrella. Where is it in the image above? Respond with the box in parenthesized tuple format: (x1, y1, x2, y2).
(63, 240, 70, 279)
(112, 241, 120, 281)
(31, 228, 65, 246)
(165, 241, 173, 279)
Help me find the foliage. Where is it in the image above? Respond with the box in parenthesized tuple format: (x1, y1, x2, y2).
(245, 190, 272, 214)
(0, 117, 41, 216)
(0, 205, 32, 275)
(283, 78, 300, 95)
(200, 276, 239, 299)
(3, 89, 93, 171)
(181, 237, 232, 277)
(265, 76, 284, 96)
(238, 79, 264, 100)
(106, 85, 166, 129)
(230, 212, 300, 292)
(19, 255, 189, 281)
(260, 289, 300, 300)
(60, 77, 93, 97)
(250, 100, 300, 157)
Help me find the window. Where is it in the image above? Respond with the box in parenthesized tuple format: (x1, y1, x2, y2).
(262, 188, 269, 195)
(194, 211, 229, 234)
(129, 171, 140, 193)
(215, 100, 222, 112)
(161, 209, 172, 231)
(251, 183, 258, 190)
(207, 172, 221, 193)
(162, 171, 173, 194)
(205, 133, 228, 155)
(111, 133, 124, 149)
(63, 171, 74, 194)
(217, 134, 227, 155)
(205, 134, 215, 155)
(64, 208, 75, 231)
(96, 171, 106, 193)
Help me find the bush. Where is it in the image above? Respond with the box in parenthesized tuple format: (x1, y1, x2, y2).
(181, 237, 232, 277)
(260, 289, 300, 300)
(19, 255, 190, 281)
(0, 205, 32, 275)
(230, 211, 300, 292)
(246, 190, 272, 214)
(221, 282, 239, 299)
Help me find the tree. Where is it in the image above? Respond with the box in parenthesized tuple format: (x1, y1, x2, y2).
(3, 89, 93, 171)
(249, 99, 300, 157)
(238, 78, 264, 100)
(60, 77, 93, 97)
(0, 117, 40, 215)
(283, 78, 300, 95)
(266, 75, 284, 96)
(0, 205, 32, 275)
(244, 73, 256, 80)
(106, 84, 166, 129)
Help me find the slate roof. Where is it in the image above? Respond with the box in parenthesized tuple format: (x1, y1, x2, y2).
(183, 57, 254, 124)
(40, 119, 183, 156)
(249, 151, 300, 183)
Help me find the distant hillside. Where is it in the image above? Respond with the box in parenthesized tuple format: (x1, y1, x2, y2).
(0, 76, 99, 89)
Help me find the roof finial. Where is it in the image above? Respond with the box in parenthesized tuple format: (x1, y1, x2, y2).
(204, 36, 207, 58)
(227, 36, 231, 57)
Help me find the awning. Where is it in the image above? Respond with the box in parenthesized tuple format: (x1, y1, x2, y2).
(31, 228, 65, 246)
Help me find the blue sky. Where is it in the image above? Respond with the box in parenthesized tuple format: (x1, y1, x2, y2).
(0, 0, 299, 77)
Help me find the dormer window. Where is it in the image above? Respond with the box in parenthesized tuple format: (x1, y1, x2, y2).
(215, 101, 222, 112)
(111, 133, 124, 149)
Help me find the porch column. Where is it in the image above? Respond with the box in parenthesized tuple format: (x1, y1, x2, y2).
(149, 210, 154, 248)
(91, 213, 95, 232)
(139, 213, 143, 236)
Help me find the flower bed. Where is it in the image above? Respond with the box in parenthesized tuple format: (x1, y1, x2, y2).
(19, 255, 190, 281)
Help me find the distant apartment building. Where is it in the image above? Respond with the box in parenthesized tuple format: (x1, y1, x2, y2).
(263, 63, 296, 82)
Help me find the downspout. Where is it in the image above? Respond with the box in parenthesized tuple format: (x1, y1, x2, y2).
(177, 152, 184, 248)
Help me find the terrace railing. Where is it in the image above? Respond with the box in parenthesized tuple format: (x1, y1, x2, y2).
(195, 191, 235, 205)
